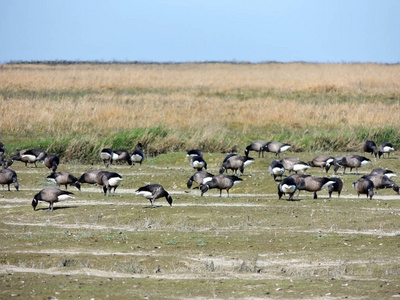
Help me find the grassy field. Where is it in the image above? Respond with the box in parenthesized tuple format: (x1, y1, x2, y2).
(0, 63, 400, 298)
(1, 150, 400, 299)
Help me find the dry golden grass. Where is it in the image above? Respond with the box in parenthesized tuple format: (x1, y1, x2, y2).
(1, 63, 399, 155)
(1, 63, 400, 92)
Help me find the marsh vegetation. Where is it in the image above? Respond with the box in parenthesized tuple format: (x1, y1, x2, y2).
(0, 63, 400, 298)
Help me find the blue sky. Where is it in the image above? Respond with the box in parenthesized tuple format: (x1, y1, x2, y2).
(1, 1, 399, 63)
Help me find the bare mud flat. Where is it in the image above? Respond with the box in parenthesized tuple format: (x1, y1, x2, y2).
(1, 154, 400, 299)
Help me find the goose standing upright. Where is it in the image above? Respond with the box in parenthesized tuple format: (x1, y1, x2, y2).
(135, 184, 173, 208)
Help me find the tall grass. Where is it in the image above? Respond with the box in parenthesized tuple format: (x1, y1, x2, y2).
(1, 63, 399, 160)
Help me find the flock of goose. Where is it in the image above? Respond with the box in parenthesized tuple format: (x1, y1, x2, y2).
(0, 139, 398, 211)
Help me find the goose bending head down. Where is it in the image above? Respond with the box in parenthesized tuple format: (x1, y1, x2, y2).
(244, 140, 268, 158)
(191, 155, 207, 171)
(269, 160, 285, 181)
(200, 174, 243, 197)
(100, 148, 114, 167)
(219, 155, 254, 175)
(262, 142, 291, 158)
(131, 143, 145, 165)
(0, 168, 19, 191)
(278, 177, 297, 201)
(363, 140, 378, 158)
(32, 187, 75, 211)
(378, 142, 394, 159)
(135, 184, 173, 208)
(187, 171, 214, 189)
(96, 171, 124, 196)
(47, 171, 81, 191)
(352, 178, 374, 200)
(43, 154, 60, 172)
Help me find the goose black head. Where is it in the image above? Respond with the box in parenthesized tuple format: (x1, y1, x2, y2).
(166, 194, 173, 206)
(32, 193, 41, 211)
(200, 184, 210, 196)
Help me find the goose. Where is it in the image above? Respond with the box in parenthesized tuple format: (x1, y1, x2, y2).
(280, 157, 310, 174)
(362, 174, 399, 195)
(352, 177, 374, 200)
(135, 184, 173, 208)
(288, 173, 309, 195)
(100, 148, 115, 167)
(0, 155, 7, 168)
(327, 177, 343, 198)
(363, 140, 378, 158)
(43, 154, 60, 172)
(47, 171, 81, 191)
(333, 154, 371, 174)
(328, 155, 345, 173)
(378, 142, 394, 159)
(113, 149, 133, 165)
(200, 174, 243, 197)
(290, 174, 336, 199)
(191, 155, 207, 171)
(222, 153, 238, 162)
(0, 142, 5, 156)
(244, 140, 268, 158)
(0, 168, 19, 191)
(96, 171, 124, 196)
(32, 187, 75, 211)
(369, 168, 396, 178)
(262, 142, 291, 158)
(269, 160, 285, 181)
(307, 155, 334, 173)
(186, 149, 203, 159)
(277, 177, 297, 201)
(78, 170, 102, 186)
(130, 143, 145, 165)
(219, 155, 254, 175)
(10, 149, 46, 168)
(187, 171, 214, 189)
